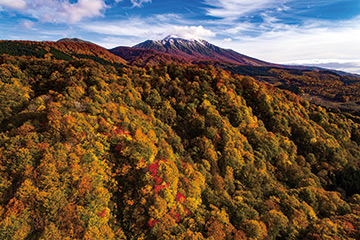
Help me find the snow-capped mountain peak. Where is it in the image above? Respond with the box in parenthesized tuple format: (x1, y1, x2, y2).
(132, 36, 276, 66)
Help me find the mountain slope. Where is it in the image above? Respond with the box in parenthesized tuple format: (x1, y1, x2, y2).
(133, 36, 279, 67)
(109, 46, 190, 66)
(0, 40, 127, 66)
(132, 36, 360, 77)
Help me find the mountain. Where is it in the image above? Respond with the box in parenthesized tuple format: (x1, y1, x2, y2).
(133, 35, 280, 67)
(131, 36, 360, 77)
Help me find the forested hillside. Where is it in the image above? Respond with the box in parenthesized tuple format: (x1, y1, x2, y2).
(110, 46, 189, 66)
(208, 63, 360, 116)
(0, 41, 126, 66)
(1, 53, 360, 239)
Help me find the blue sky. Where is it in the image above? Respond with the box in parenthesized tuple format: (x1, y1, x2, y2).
(1, 0, 360, 73)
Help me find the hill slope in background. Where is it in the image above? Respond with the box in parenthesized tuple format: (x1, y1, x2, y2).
(1, 48, 360, 239)
(109, 46, 190, 66)
(213, 63, 360, 115)
(57, 38, 93, 44)
(0, 40, 127, 66)
(133, 36, 280, 67)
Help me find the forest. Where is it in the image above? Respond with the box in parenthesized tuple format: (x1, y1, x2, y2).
(214, 63, 360, 116)
(0, 47, 360, 239)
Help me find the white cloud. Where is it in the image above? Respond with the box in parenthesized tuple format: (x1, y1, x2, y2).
(80, 15, 215, 46)
(0, 0, 153, 24)
(170, 26, 215, 40)
(222, 22, 256, 34)
(82, 22, 215, 42)
(130, 0, 151, 8)
(114, 0, 150, 7)
(95, 36, 139, 48)
(284, 59, 360, 65)
(80, 17, 170, 39)
(212, 16, 360, 74)
(223, 38, 232, 42)
(280, 59, 360, 74)
(21, 20, 35, 29)
(202, 0, 360, 72)
(0, 0, 107, 23)
(201, 0, 360, 73)
(61, 0, 106, 23)
(203, 0, 286, 19)
(0, 0, 26, 10)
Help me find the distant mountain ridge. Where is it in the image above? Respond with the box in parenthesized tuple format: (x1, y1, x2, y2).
(58, 38, 93, 44)
(133, 36, 280, 67)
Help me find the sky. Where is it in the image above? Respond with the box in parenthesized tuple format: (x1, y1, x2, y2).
(1, 0, 360, 73)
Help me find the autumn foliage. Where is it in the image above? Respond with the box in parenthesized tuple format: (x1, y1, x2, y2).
(0, 46, 360, 240)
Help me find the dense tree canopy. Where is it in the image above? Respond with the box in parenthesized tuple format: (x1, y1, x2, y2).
(0, 53, 360, 239)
